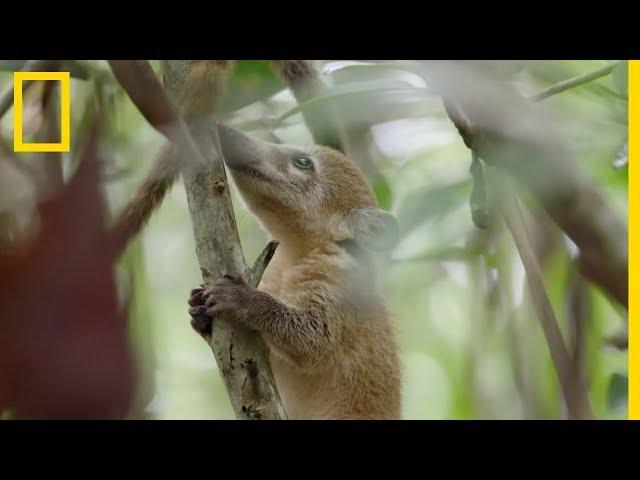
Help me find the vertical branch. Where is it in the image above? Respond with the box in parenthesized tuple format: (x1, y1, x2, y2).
(109, 60, 286, 419)
(502, 187, 593, 419)
(567, 265, 589, 380)
(159, 61, 286, 420)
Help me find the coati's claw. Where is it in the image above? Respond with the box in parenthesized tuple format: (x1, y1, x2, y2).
(189, 305, 207, 316)
(187, 275, 252, 337)
(190, 286, 204, 297)
(190, 315, 212, 337)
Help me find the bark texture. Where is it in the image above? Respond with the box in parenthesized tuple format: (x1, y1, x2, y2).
(161, 61, 286, 419)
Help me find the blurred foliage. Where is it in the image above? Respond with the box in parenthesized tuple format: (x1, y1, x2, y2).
(0, 60, 628, 419)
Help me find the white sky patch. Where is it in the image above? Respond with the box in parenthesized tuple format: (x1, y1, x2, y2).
(440, 261, 469, 289)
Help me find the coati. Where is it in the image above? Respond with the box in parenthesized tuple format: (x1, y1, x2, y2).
(110, 61, 402, 419)
(189, 125, 402, 419)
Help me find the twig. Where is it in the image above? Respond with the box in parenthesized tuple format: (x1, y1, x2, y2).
(0, 60, 60, 120)
(426, 60, 628, 309)
(249, 241, 279, 288)
(502, 187, 593, 419)
(528, 62, 619, 103)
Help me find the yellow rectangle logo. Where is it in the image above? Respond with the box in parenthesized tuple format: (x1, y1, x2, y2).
(13, 71, 70, 152)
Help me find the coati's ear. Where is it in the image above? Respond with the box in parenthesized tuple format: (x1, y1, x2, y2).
(338, 207, 399, 252)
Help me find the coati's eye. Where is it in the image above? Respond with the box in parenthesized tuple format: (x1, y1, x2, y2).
(293, 157, 314, 170)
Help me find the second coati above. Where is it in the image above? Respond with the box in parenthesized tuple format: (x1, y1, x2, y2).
(187, 125, 402, 419)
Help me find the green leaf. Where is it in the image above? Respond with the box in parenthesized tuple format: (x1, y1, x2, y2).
(396, 180, 471, 237)
(373, 174, 393, 211)
(396, 245, 488, 263)
(612, 61, 628, 98)
(606, 372, 628, 411)
(220, 60, 285, 114)
(469, 153, 489, 229)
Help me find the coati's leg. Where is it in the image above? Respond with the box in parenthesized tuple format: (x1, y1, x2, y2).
(188, 275, 338, 371)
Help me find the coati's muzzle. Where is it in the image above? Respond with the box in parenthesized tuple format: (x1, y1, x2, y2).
(217, 123, 269, 172)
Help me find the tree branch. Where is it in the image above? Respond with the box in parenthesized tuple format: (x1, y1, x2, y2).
(0, 60, 60, 120)
(109, 60, 286, 419)
(528, 62, 619, 103)
(160, 61, 287, 420)
(502, 187, 593, 419)
(426, 61, 628, 309)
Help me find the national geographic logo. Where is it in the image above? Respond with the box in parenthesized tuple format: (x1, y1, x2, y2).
(13, 71, 70, 152)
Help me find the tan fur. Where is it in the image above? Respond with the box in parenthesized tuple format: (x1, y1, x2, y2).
(223, 137, 402, 419)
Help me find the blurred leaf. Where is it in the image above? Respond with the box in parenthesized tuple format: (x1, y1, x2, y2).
(612, 61, 628, 98)
(323, 60, 424, 80)
(606, 372, 628, 411)
(0, 126, 134, 419)
(373, 174, 393, 210)
(613, 141, 628, 169)
(277, 80, 428, 126)
(469, 153, 489, 229)
(0, 60, 90, 79)
(220, 60, 285, 114)
(395, 245, 488, 263)
(0, 60, 27, 71)
(397, 180, 471, 237)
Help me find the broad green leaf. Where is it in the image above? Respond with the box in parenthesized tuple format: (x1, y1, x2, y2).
(612, 61, 628, 98)
(396, 245, 488, 263)
(220, 60, 285, 114)
(396, 180, 471, 237)
(606, 372, 628, 411)
(276, 79, 428, 126)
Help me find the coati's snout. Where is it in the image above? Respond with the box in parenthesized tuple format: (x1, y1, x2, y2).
(217, 122, 399, 252)
(217, 123, 265, 172)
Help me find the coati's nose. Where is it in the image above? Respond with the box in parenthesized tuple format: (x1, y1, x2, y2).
(216, 123, 261, 170)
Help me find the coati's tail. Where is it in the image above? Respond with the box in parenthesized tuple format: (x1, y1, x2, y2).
(108, 142, 180, 257)
(107, 60, 236, 258)
(177, 60, 236, 118)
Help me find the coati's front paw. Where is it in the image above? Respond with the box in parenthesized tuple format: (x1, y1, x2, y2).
(188, 274, 253, 332)
(188, 284, 213, 337)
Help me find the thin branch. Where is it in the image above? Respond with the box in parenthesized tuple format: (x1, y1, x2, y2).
(0, 60, 60, 120)
(502, 188, 593, 419)
(109, 60, 286, 419)
(426, 60, 627, 309)
(528, 62, 619, 103)
(249, 241, 279, 288)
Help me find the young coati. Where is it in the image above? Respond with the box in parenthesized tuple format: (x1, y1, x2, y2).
(110, 60, 402, 419)
(187, 125, 402, 419)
